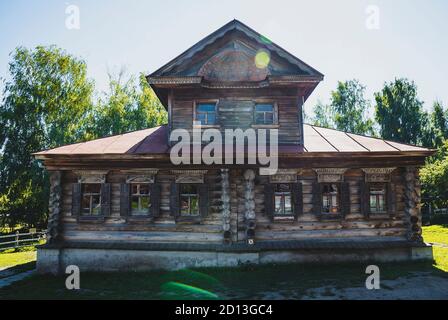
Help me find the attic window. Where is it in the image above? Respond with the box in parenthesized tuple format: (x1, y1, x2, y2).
(195, 102, 217, 125)
(255, 103, 275, 125)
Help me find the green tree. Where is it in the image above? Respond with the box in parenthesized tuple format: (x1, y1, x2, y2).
(0, 46, 94, 227)
(91, 71, 167, 138)
(330, 80, 374, 135)
(311, 100, 333, 128)
(421, 101, 448, 149)
(374, 78, 425, 145)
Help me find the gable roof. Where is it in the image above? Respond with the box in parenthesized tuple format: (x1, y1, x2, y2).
(34, 124, 433, 158)
(148, 19, 324, 79)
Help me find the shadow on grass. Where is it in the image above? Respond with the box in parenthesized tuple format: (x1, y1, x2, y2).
(0, 260, 446, 300)
(0, 261, 36, 280)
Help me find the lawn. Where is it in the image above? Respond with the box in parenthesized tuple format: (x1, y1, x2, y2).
(0, 225, 446, 299)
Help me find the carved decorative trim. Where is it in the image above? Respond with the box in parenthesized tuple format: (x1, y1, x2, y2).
(244, 169, 256, 245)
(74, 170, 108, 184)
(362, 168, 396, 182)
(121, 169, 159, 184)
(171, 170, 208, 184)
(268, 169, 300, 183)
(221, 169, 231, 243)
(314, 168, 347, 183)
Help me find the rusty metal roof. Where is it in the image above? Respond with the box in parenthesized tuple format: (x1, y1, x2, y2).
(34, 124, 432, 157)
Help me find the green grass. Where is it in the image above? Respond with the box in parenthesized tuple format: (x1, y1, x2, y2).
(422, 224, 448, 272)
(0, 250, 36, 268)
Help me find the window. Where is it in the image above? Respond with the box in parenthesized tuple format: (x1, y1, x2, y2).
(369, 184, 386, 213)
(131, 184, 151, 216)
(195, 102, 217, 125)
(255, 103, 275, 125)
(81, 184, 101, 215)
(322, 184, 340, 214)
(180, 185, 199, 216)
(274, 184, 293, 215)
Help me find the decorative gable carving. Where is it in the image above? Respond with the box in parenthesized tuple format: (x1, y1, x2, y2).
(74, 170, 108, 184)
(171, 170, 208, 184)
(362, 168, 396, 182)
(314, 168, 347, 183)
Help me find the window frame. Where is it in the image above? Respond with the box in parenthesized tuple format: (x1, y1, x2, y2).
(252, 101, 279, 128)
(273, 183, 294, 218)
(369, 183, 387, 214)
(193, 100, 219, 128)
(320, 183, 341, 215)
(179, 184, 200, 217)
(130, 183, 152, 216)
(81, 183, 102, 216)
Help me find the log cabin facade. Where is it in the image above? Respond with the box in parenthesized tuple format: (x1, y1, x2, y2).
(35, 20, 434, 273)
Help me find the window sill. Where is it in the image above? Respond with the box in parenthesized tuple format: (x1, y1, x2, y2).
(251, 124, 280, 129)
(367, 213, 391, 220)
(77, 216, 105, 223)
(175, 216, 202, 224)
(272, 215, 296, 223)
(126, 216, 154, 223)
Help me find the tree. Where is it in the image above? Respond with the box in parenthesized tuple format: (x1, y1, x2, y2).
(330, 80, 374, 135)
(311, 100, 334, 128)
(421, 101, 448, 149)
(90, 71, 167, 138)
(0, 46, 94, 227)
(374, 78, 425, 145)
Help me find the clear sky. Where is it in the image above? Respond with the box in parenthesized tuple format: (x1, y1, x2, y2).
(0, 0, 447, 117)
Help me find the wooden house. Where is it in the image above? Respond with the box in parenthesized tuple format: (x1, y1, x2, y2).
(35, 20, 434, 274)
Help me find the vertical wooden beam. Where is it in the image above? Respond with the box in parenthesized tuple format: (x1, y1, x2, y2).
(404, 166, 423, 242)
(244, 169, 256, 244)
(297, 94, 305, 146)
(167, 89, 174, 147)
(221, 169, 231, 243)
(47, 170, 62, 244)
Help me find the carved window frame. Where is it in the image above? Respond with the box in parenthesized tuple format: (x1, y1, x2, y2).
(252, 100, 279, 128)
(193, 99, 220, 128)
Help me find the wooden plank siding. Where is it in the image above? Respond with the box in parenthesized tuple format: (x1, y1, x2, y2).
(59, 168, 407, 244)
(170, 88, 303, 146)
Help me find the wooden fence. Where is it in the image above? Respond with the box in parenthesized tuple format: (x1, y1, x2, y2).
(0, 230, 46, 252)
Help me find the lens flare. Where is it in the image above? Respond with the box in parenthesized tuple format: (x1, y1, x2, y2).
(255, 50, 270, 69)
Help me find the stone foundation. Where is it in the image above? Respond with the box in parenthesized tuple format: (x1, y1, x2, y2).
(37, 242, 433, 274)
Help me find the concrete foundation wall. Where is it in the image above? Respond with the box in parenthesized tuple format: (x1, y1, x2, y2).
(37, 245, 433, 274)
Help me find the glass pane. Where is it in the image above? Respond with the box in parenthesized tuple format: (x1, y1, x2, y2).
(284, 195, 292, 213)
(274, 195, 282, 214)
(190, 196, 199, 215)
(322, 195, 330, 212)
(265, 112, 274, 124)
(83, 184, 101, 194)
(131, 196, 139, 210)
(370, 195, 376, 210)
(207, 113, 216, 125)
(276, 184, 290, 192)
(255, 113, 265, 124)
(141, 196, 150, 210)
(256, 104, 274, 112)
(181, 184, 197, 195)
(197, 103, 215, 112)
(378, 195, 385, 211)
(91, 195, 101, 215)
(180, 196, 190, 215)
(196, 113, 206, 124)
(82, 196, 91, 215)
(139, 184, 150, 195)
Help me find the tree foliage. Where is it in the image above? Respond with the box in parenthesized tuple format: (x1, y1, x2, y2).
(374, 78, 426, 145)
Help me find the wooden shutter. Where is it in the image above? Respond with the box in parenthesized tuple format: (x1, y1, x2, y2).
(360, 181, 370, 217)
(71, 183, 82, 216)
(387, 182, 396, 216)
(292, 182, 303, 218)
(341, 182, 351, 217)
(199, 184, 209, 218)
(170, 182, 179, 217)
(151, 184, 161, 217)
(120, 183, 130, 217)
(312, 182, 322, 215)
(100, 183, 111, 216)
(264, 184, 274, 219)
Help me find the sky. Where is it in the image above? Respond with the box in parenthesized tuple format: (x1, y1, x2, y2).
(0, 0, 447, 117)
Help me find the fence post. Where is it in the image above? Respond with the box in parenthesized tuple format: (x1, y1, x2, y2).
(15, 230, 19, 249)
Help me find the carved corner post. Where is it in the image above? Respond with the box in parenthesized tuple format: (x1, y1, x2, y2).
(221, 169, 232, 244)
(404, 167, 423, 242)
(244, 169, 256, 245)
(47, 171, 62, 244)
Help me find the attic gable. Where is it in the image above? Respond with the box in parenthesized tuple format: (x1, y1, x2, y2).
(149, 19, 323, 81)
